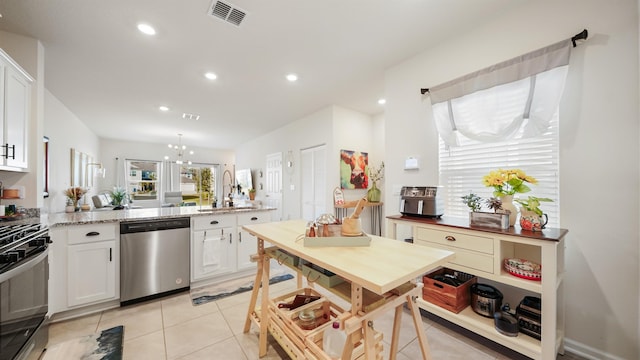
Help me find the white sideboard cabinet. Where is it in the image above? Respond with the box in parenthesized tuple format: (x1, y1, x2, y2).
(387, 215, 568, 360)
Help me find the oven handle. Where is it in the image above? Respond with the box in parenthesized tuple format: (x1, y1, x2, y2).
(0, 247, 49, 284)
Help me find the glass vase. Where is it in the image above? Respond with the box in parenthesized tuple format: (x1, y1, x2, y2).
(499, 194, 518, 227)
(367, 181, 381, 203)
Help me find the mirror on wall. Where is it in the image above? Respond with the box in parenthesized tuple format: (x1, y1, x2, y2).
(70, 148, 91, 188)
(235, 168, 253, 196)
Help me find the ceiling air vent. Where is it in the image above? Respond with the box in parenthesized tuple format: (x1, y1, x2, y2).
(208, 0, 247, 27)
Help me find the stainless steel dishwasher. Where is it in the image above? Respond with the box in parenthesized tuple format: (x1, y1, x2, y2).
(120, 217, 190, 305)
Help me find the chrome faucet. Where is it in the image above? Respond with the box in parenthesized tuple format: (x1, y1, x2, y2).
(222, 169, 235, 206)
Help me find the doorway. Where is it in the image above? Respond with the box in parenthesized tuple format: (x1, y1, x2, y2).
(301, 145, 326, 221)
(265, 152, 283, 221)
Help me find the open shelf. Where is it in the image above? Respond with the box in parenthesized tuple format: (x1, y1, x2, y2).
(418, 298, 541, 359)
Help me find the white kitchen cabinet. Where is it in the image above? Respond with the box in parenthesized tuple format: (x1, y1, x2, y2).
(237, 212, 269, 271)
(387, 215, 567, 360)
(0, 48, 32, 171)
(67, 240, 116, 307)
(191, 214, 236, 281)
(49, 223, 119, 314)
(191, 210, 272, 284)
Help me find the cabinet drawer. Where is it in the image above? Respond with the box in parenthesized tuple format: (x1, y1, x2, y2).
(68, 223, 116, 244)
(414, 240, 494, 274)
(415, 227, 493, 254)
(192, 214, 235, 230)
(237, 212, 269, 225)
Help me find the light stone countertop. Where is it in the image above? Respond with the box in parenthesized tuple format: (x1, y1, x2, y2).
(47, 205, 275, 227)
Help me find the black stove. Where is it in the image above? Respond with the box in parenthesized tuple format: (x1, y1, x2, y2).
(0, 222, 50, 360)
(0, 223, 49, 274)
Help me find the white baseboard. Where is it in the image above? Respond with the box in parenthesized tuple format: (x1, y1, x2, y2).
(564, 338, 628, 360)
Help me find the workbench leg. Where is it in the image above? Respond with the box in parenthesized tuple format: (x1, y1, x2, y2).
(389, 304, 403, 360)
(243, 258, 264, 333)
(259, 254, 271, 357)
(341, 332, 355, 360)
(407, 294, 431, 360)
(363, 320, 377, 360)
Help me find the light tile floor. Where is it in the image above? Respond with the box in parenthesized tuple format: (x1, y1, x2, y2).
(46, 277, 585, 360)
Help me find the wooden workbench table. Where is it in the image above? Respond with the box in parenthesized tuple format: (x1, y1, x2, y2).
(242, 219, 454, 359)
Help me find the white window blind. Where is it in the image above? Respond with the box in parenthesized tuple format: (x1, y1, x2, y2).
(439, 111, 560, 228)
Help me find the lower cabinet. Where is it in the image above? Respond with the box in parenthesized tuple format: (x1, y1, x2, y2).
(191, 210, 271, 283)
(67, 240, 116, 307)
(50, 223, 119, 315)
(237, 212, 269, 271)
(192, 226, 235, 280)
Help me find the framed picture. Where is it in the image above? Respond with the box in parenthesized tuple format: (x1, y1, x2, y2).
(340, 149, 369, 189)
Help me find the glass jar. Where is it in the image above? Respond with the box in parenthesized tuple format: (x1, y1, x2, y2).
(298, 308, 316, 330)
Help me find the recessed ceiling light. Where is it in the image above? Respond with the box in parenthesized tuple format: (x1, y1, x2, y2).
(286, 73, 298, 82)
(204, 72, 217, 80)
(377, 99, 386, 105)
(137, 23, 156, 35)
(159, 106, 170, 112)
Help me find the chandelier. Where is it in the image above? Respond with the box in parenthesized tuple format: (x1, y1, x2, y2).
(165, 134, 193, 165)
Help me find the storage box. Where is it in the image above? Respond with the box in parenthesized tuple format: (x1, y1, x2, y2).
(301, 264, 345, 288)
(422, 268, 477, 313)
(469, 212, 509, 230)
(269, 248, 299, 268)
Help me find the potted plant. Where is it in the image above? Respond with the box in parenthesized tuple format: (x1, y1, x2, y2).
(462, 193, 509, 230)
(248, 188, 256, 201)
(110, 186, 128, 210)
(64, 187, 87, 212)
(515, 196, 553, 231)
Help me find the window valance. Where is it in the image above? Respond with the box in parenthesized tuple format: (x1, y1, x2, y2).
(426, 38, 574, 147)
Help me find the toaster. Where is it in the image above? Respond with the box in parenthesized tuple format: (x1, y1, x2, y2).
(470, 283, 503, 317)
(399, 186, 444, 217)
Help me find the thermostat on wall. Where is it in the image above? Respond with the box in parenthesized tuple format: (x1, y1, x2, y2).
(404, 157, 419, 170)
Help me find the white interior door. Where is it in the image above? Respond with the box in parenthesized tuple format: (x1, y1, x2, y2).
(265, 152, 283, 221)
(301, 145, 326, 221)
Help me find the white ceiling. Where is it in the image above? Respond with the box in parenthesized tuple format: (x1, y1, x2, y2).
(0, 0, 526, 149)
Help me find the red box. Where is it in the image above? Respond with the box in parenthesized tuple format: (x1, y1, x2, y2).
(422, 268, 477, 313)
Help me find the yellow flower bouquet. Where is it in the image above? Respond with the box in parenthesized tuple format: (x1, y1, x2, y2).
(482, 169, 537, 197)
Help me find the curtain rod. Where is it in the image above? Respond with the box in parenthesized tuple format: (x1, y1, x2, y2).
(419, 29, 588, 95)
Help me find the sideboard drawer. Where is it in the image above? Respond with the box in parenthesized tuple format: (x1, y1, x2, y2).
(415, 227, 493, 255)
(414, 240, 494, 274)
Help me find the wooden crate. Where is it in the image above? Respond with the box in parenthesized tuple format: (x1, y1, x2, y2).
(270, 288, 346, 342)
(422, 268, 477, 313)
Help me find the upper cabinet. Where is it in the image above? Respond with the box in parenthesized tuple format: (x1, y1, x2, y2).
(0, 49, 33, 171)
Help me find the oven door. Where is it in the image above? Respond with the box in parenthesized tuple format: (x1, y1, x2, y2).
(0, 250, 49, 360)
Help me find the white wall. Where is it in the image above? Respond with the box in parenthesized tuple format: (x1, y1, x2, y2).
(236, 105, 378, 224)
(384, 0, 639, 358)
(43, 90, 100, 213)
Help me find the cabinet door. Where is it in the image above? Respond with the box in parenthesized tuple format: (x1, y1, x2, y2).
(67, 240, 116, 307)
(191, 227, 235, 281)
(237, 228, 257, 271)
(237, 212, 268, 271)
(3, 65, 30, 169)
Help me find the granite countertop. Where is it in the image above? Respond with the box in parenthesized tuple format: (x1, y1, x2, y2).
(47, 205, 275, 227)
